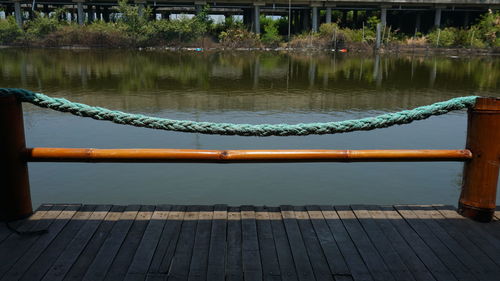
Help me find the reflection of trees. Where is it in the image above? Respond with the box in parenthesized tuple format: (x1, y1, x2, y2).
(0, 49, 499, 112)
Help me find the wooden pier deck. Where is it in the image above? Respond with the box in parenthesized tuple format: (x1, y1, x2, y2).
(0, 205, 499, 281)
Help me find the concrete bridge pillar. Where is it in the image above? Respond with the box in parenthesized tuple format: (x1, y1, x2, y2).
(311, 3, 323, 32)
(73, 0, 85, 25)
(325, 7, 332, 24)
(13, 0, 22, 27)
(380, 6, 388, 26)
(253, 3, 264, 34)
(312, 7, 318, 32)
(434, 7, 443, 28)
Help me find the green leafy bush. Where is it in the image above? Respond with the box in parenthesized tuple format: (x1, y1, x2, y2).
(0, 16, 23, 44)
(152, 16, 206, 43)
(25, 8, 66, 38)
(261, 19, 281, 46)
(318, 23, 373, 44)
(474, 11, 500, 47)
(427, 28, 457, 47)
(116, 0, 151, 34)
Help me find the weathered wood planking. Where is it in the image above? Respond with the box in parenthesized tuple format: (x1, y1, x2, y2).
(0, 204, 499, 281)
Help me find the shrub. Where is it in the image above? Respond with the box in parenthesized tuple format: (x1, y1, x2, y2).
(289, 33, 329, 49)
(152, 16, 206, 43)
(320, 23, 376, 44)
(427, 28, 457, 47)
(474, 11, 500, 47)
(261, 20, 281, 46)
(0, 16, 23, 44)
(116, 0, 151, 34)
(25, 8, 66, 38)
(342, 28, 365, 42)
(40, 23, 132, 47)
(219, 28, 261, 48)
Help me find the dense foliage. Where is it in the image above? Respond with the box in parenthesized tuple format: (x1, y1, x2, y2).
(0, 3, 499, 50)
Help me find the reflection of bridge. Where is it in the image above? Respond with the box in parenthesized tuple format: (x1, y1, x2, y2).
(1, 0, 498, 33)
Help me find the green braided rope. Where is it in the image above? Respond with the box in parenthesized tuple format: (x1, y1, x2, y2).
(0, 88, 478, 137)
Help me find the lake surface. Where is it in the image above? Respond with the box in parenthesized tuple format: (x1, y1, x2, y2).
(1, 49, 499, 208)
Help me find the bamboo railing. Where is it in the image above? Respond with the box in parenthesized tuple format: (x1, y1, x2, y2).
(1, 95, 499, 222)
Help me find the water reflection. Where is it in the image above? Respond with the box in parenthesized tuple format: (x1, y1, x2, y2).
(1, 49, 498, 114)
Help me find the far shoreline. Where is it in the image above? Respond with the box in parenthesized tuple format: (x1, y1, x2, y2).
(1, 44, 498, 57)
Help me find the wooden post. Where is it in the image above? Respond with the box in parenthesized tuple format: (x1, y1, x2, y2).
(0, 95, 32, 221)
(459, 97, 500, 222)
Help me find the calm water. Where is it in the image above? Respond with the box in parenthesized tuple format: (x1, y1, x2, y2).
(1, 49, 499, 208)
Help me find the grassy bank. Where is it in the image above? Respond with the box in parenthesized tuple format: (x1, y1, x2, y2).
(1, 1, 499, 52)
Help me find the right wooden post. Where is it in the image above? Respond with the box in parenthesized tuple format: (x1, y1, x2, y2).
(458, 97, 500, 222)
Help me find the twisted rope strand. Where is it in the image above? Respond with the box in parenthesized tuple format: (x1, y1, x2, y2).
(0, 88, 478, 137)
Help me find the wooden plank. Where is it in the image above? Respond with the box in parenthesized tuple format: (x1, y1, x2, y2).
(187, 205, 214, 281)
(123, 205, 171, 281)
(0, 203, 46, 244)
(377, 206, 458, 281)
(226, 207, 243, 281)
(81, 205, 140, 281)
(206, 205, 227, 281)
(395, 205, 478, 281)
(305, 206, 352, 281)
(335, 206, 395, 281)
(407, 205, 499, 281)
(294, 206, 334, 281)
(146, 205, 186, 279)
(350, 206, 415, 281)
(363, 206, 437, 281)
(240, 205, 262, 281)
(0, 223, 11, 245)
(0, 204, 58, 279)
(255, 206, 281, 281)
(63, 205, 125, 281)
(40, 205, 112, 281)
(320, 205, 373, 281)
(104, 205, 156, 281)
(434, 206, 500, 267)
(19, 205, 94, 281)
(280, 205, 316, 281)
(267, 207, 299, 281)
(166, 205, 200, 281)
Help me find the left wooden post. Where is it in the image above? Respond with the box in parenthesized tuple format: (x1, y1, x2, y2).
(0, 94, 32, 221)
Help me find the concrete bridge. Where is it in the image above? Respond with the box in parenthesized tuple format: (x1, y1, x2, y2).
(1, 0, 498, 34)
